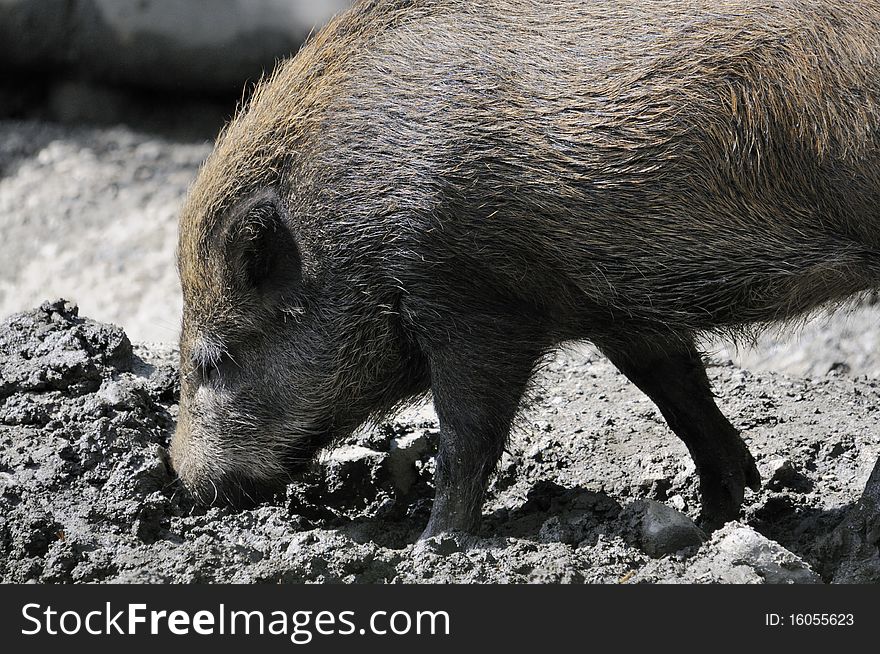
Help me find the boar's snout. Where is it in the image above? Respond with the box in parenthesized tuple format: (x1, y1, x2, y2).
(170, 414, 288, 508)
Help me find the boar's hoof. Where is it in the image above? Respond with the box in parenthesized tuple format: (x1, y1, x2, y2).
(698, 445, 762, 531)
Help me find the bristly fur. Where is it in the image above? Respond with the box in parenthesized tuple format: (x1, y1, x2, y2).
(173, 0, 880, 534)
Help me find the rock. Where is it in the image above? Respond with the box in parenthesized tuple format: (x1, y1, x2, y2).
(621, 499, 705, 558)
(704, 523, 822, 584)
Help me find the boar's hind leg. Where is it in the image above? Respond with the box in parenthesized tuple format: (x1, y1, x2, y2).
(599, 337, 761, 530)
(421, 337, 543, 539)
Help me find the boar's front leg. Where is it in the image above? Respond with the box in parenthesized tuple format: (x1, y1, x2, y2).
(421, 331, 543, 539)
(599, 336, 761, 530)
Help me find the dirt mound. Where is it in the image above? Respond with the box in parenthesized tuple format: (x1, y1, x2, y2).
(1, 301, 878, 583)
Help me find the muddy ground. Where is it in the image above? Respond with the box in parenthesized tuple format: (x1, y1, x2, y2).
(1, 300, 878, 584)
(1, 120, 879, 583)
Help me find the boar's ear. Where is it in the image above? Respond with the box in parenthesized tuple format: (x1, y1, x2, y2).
(223, 189, 301, 293)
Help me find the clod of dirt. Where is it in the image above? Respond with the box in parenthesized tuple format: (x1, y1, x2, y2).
(321, 446, 388, 507)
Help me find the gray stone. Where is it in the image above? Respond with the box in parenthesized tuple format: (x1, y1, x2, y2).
(708, 523, 822, 584)
(624, 499, 705, 558)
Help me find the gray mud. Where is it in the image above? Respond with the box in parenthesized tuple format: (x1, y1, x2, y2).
(2, 300, 878, 584)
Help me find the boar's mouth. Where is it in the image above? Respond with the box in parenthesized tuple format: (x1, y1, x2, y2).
(189, 442, 324, 509)
(187, 470, 284, 509)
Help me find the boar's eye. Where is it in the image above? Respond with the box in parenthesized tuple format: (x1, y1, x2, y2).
(203, 360, 223, 386)
(191, 349, 237, 389)
(224, 189, 301, 294)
